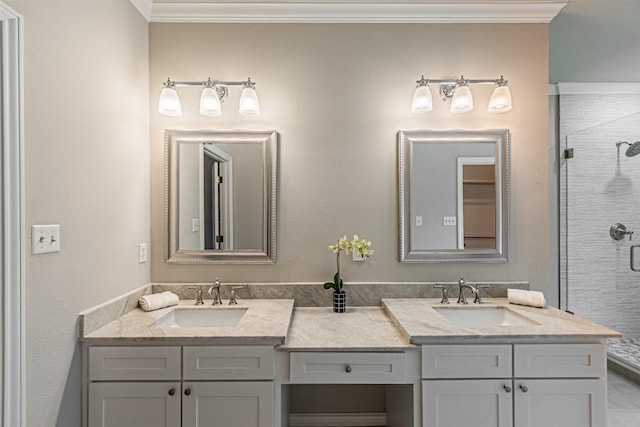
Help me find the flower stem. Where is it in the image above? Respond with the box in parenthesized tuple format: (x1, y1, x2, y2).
(336, 243, 341, 293)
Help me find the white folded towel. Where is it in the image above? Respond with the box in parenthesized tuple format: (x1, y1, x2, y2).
(138, 291, 179, 312)
(507, 289, 546, 308)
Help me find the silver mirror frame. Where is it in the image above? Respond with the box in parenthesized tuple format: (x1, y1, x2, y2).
(165, 129, 278, 264)
(398, 129, 510, 263)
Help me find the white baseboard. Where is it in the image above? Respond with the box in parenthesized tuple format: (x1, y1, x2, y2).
(289, 412, 386, 427)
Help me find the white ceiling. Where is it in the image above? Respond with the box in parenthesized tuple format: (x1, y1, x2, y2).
(129, 0, 568, 23)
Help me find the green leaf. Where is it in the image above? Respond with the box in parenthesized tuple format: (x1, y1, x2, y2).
(323, 281, 338, 292)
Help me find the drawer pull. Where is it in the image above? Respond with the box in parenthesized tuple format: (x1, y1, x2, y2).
(184, 388, 192, 396)
(168, 388, 175, 396)
(503, 385, 512, 393)
(345, 365, 352, 373)
(519, 384, 528, 393)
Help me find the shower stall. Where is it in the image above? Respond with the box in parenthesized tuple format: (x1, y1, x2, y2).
(559, 96, 640, 379)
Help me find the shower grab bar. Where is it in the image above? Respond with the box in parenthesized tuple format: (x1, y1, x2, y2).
(631, 245, 640, 272)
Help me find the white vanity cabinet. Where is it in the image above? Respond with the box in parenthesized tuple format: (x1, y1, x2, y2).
(85, 345, 275, 427)
(421, 343, 607, 427)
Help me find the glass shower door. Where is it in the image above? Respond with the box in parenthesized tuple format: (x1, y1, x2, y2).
(561, 111, 640, 372)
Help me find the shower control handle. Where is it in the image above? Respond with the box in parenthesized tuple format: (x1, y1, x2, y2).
(610, 223, 633, 241)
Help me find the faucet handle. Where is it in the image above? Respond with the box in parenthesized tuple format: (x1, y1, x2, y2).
(474, 285, 490, 304)
(229, 286, 244, 305)
(433, 285, 450, 304)
(188, 286, 204, 305)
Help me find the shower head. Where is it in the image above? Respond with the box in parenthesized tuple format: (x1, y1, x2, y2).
(616, 141, 640, 157)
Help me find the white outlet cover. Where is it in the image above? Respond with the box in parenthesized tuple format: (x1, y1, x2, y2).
(443, 216, 457, 226)
(31, 224, 60, 255)
(352, 252, 365, 262)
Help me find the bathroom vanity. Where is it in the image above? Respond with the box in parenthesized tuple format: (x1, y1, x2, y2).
(79, 291, 620, 427)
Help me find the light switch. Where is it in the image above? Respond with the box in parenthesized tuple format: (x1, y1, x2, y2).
(415, 216, 423, 227)
(138, 243, 148, 264)
(31, 224, 60, 255)
(192, 218, 200, 232)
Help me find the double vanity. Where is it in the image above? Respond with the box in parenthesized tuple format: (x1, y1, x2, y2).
(79, 285, 620, 427)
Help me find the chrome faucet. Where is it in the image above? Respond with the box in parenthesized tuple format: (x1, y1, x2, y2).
(208, 278, 223, 305)
(457, 276, 476, 305)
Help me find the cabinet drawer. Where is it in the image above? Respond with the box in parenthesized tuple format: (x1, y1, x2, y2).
(422, 344, 512, 379)
(514, 344, 605, 378)
(183, 346, 275, 380)
(289, 352, 407, 384)
(89, 346, 181, 381)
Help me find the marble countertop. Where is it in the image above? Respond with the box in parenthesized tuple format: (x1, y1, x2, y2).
(80, 299, 295, 345)
(382, 298, 622, 344)
(79, 292, 621, 348)
(281, 307, 416, 351)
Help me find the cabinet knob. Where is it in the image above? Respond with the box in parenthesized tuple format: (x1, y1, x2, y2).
(503, 385, 512, 393)
(345, 365, 352, 373)
(168, 388, 175, 396)
(184, 388, 192, 396)
(519, 384, 528, 393)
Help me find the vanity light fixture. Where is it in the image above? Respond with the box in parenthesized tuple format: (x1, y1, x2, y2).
(158, 77, 261, 117)
(411, 75, 512, 114)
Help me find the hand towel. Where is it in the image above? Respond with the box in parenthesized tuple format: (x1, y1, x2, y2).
(507, 288, 546, 308)
(138, 291, 179, 312)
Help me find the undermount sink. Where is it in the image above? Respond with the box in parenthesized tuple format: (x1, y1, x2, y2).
(434, 305, 540, 327)
(152, 307, 248, 328)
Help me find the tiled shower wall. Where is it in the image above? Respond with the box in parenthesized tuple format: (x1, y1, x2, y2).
(559, 92, 640, 339)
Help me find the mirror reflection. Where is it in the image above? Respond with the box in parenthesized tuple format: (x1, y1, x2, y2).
(398, 129, 510, 262)
(165, 129, 277, 264)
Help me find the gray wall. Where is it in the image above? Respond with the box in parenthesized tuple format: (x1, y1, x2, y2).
(150, 23, 552, 301)
(6, 1, 150, 426)
(550, 0, 640, 82)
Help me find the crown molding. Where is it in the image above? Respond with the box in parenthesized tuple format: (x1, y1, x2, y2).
(131, 1, 566, 23)
(130, 0, 153, 20)
(554, 82, 640, 95)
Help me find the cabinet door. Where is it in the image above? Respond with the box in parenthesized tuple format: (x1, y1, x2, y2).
(513, 379, 605, 427)
(88, 382, 181, 427)
(423, 380, 513, 427)
(182, 381, 274, 427)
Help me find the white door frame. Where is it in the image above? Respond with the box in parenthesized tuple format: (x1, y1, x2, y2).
(0, 4, 25, 427)
(456, 156, 496, 250)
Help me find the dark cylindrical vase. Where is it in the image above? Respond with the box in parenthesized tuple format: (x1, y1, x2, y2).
(333, 291, 346, 313)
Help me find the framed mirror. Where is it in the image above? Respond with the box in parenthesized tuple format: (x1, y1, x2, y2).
(398, 129, 510, 262)
(165, 129, 278, 264)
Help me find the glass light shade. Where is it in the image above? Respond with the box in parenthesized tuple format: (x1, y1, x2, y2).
(158, 86, 182, 117)
(239, 87, 260, 115)
(411, 85, 433, 113)
(488, 85, 512, 113)
(450, 85, 474, 113)
(200, 87, 222, 116)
